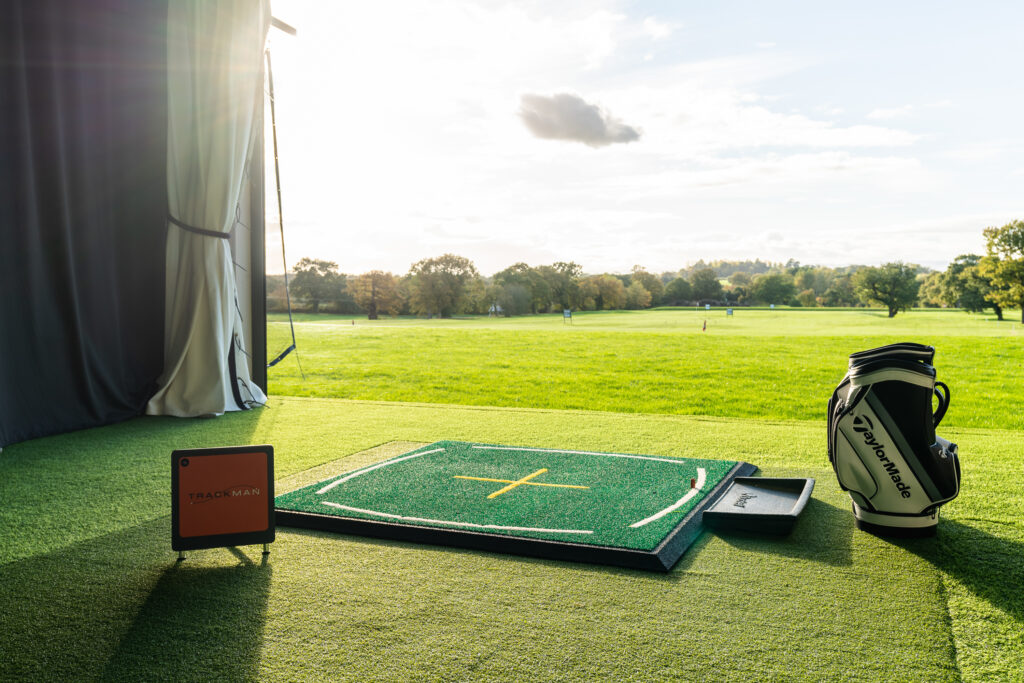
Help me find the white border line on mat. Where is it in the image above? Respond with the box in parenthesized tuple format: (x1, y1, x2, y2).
(313, 443, 710, 534)
(472, 445, 688, 465)
(321, 502, 594, 535)
(316, 447, 445, 494)
(629, 467, 707, 528)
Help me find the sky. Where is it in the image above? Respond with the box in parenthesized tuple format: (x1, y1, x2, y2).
(265, 0, 1024, 277)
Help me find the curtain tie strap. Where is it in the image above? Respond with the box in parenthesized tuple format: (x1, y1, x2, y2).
(168, 213, 231, 239)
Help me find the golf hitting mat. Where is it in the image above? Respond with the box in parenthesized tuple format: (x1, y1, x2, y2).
(275, 441, 756, 571)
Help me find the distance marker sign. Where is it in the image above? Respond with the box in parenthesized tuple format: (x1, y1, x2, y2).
(172, 445, 275, 552)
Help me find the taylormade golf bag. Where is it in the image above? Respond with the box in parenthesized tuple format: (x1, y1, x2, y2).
(827, 343, 960, 536)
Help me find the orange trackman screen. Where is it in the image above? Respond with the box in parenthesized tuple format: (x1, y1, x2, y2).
(177, 451, 270, 538)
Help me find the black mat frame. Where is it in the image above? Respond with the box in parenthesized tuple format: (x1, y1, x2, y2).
(276, 461, 756, 571)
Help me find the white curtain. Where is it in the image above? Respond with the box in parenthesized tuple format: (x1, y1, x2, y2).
(147, 0, 269, 417)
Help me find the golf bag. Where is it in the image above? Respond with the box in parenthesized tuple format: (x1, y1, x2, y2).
(827, 343, 960, 536)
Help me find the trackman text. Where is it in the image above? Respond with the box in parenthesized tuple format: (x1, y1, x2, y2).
(189, 487, 261, 503)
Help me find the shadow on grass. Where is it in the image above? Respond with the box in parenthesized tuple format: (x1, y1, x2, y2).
(101, 553, 271, 681)
(277, 497, 853, 581)
(0, 408, 267, 566)
(706, 497, 855, 566)
(279, 526, 690, 580)
(0, 516, 270, 681)
(893, 518, 1024, 623)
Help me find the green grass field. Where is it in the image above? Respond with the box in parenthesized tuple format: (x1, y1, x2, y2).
(1, 307, 1022, 680)
(268, 308, 1024, 429)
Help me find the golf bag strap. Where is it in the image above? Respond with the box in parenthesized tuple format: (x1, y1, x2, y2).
(933, 381, 950, 427)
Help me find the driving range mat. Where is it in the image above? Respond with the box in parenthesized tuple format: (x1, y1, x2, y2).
(275, 441, 756, 571)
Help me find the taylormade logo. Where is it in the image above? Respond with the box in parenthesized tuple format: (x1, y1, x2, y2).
(854, 415, 912, 499)
(852, 415, 873, 433)
(189, 485, 261, 504)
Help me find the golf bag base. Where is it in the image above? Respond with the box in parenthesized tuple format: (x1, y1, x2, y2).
(852, 502, 938, 538)
(828, 343, 960, 537)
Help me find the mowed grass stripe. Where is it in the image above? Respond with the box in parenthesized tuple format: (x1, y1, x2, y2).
(268, 312, 1024, 430)
(271, 307, 1023, 336)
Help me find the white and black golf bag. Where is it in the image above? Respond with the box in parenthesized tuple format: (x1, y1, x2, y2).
(828, 343, 960, 536)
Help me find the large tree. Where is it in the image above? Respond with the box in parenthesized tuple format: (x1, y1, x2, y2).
(625, 280, 652, 309)
(852, 262, 920, 317)
(290, 257, 345, 313)
(725, 271, 751, 304)
(916, 272, 944, 307)
(751, 272, 796, 305)
(821, 272, 858, 307)
(537, 261, 583, 311)
(690, 267, 724, 302)
(630, 266, 664, 306)
(940, 254, 1002, 319)
(407, 253, 480, 318)
(978, 220, 1024, 322)
(728, 271, 752, 288)
(493, 262, 551, 314)
(794, 266, 833, 299)
(350, 270, 401, 319)
(580, 274, 626, 310)
(663, 277, 692, 305)
(795, 289, 817, 307)
(462, 276, 490, 315)
(494, 283, 531, 316)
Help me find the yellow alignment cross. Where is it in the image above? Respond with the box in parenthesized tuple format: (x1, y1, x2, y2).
(454, 468, 590, 499)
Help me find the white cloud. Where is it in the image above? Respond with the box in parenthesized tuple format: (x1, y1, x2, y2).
(642, 17, 674, 40)
(519, 93, 642, 148)
(867, 105, 914, 120)
(939, 139, 1023, 162)
(600, 72, 919, 153)
(578, 152, 931, 202)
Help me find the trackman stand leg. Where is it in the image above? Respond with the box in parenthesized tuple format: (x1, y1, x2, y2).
(175, 546, 266, 562)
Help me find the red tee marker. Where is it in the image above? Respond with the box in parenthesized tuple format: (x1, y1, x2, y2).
(690, 477, 696, 489)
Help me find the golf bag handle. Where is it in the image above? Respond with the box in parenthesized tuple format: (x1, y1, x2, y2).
(848, 343, 935, 369)
(933, 381, 950, 427)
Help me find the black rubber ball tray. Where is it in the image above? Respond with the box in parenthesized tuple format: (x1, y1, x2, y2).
(702, 477, 814, 534)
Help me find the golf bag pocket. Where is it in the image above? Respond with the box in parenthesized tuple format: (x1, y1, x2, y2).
(827, 343, 960, 536)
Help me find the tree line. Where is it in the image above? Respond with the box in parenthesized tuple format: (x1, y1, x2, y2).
(268, 219, 1024, 321)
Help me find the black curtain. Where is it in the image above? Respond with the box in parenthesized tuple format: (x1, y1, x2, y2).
(0, 0, 169, 447)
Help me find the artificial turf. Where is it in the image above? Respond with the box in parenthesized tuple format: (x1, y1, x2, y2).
(275, 440, 742, 552)
(1, 397, 1021, 680)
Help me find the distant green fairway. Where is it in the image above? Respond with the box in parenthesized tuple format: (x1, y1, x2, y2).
(268, 308, 1024, 429)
